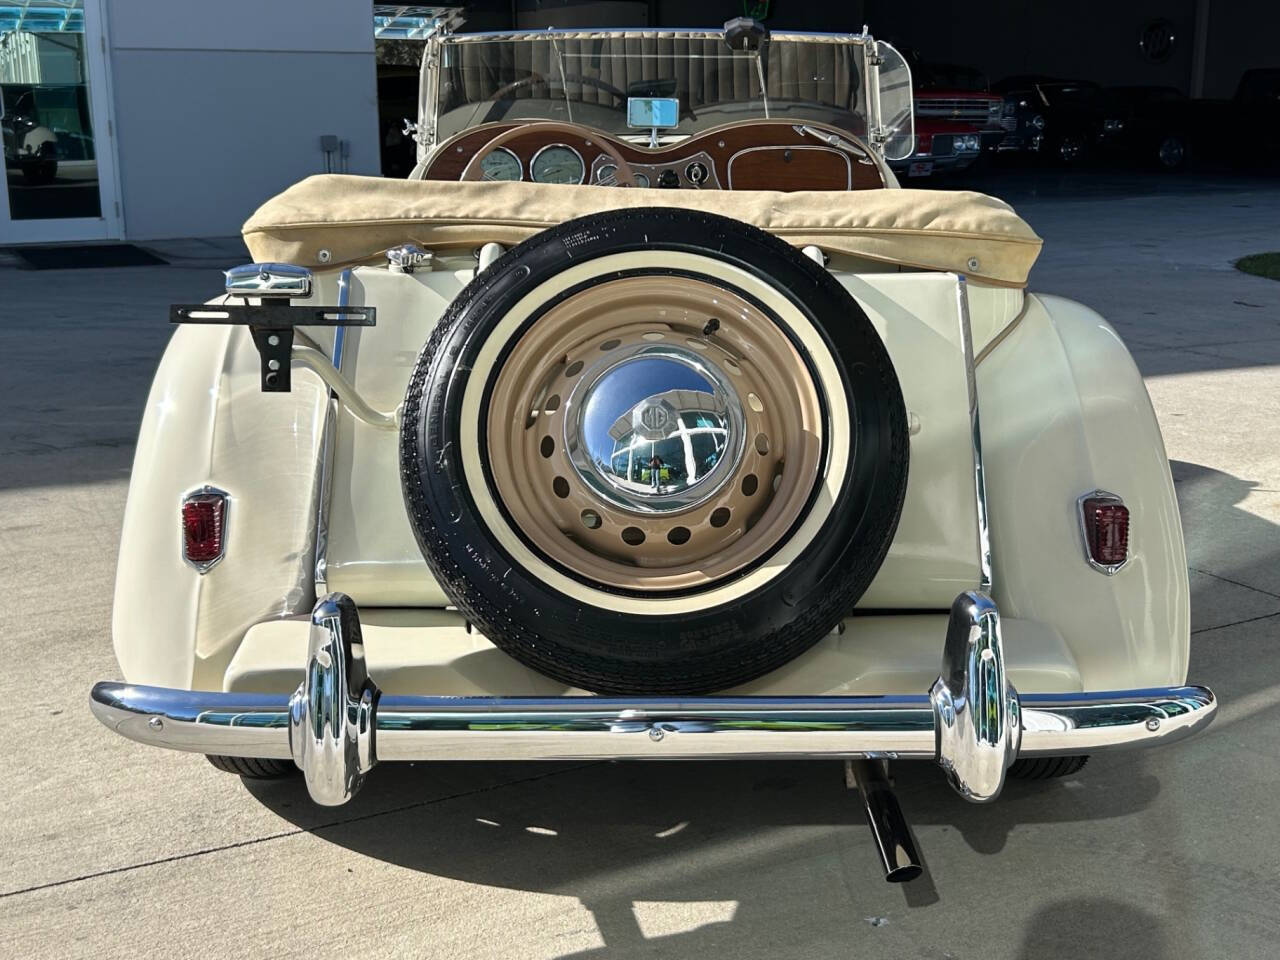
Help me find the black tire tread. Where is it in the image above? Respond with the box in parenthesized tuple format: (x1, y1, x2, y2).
(1008, 755, 1089, 780)
(205, 754, 297, 779)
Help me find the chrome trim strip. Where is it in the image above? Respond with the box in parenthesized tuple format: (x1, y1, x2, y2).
(419, 33, 442, 159)
(90, 593, 1216, 807)
(312, 268, 351, 595)
(1077, 489, 1131, 575)
(956, 276, 993, 590)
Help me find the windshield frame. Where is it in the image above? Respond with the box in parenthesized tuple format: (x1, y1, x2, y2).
(418, 27, 910, 164)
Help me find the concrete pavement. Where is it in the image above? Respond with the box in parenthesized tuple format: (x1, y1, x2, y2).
(2, 174, 1278, 958)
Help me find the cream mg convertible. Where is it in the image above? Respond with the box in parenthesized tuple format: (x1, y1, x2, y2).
(90, 21, 1215, 881)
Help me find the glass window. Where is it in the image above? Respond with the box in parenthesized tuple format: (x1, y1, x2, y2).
(1, 0, 101, 220)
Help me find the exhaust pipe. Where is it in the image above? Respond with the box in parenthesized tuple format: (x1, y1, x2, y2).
(846, 759, 923, 883)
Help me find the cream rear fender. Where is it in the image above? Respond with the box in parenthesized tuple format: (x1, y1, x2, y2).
(112, 303, 333, 690)
(977, 293, 1189, 690)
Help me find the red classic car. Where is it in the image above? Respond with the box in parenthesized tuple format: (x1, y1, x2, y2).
(889, 60, 1003, 177)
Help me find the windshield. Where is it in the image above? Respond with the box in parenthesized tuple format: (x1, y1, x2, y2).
(431, 32, 876, 146)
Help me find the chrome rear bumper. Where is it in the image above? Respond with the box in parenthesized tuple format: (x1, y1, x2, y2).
(90, 591, 1216, 807)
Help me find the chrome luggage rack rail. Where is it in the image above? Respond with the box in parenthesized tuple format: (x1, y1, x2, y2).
(90, 590, 1216, 808)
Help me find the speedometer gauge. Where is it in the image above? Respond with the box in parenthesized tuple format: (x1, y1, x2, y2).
(531, 144, 585, 185)
(480, 147, 522, 182)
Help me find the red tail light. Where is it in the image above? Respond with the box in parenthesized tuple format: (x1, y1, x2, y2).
(1079, 492, 1129, 573)
(182, 489, 227, 571)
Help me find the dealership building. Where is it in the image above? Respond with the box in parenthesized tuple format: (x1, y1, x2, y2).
(0, 0, 1274, 247)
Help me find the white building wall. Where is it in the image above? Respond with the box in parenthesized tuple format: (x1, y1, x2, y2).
(104, 0, 380, 240)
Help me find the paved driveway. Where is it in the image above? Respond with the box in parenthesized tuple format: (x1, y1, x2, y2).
(2, 176, 1278, 959)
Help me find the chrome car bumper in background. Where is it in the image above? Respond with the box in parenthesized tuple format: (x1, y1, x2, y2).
(90, 591, 1216, 808)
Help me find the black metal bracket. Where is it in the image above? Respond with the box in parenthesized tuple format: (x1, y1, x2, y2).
(170, 303, 376, 392)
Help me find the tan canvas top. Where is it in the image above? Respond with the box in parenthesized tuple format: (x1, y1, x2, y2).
(242, 176, 1043, 287)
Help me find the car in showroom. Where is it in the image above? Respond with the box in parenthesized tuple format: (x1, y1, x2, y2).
(90, 20, 1215, 883)
(889, 56, 1001, 177)
(993, 75, 1103, 165)
(1094, 85, 1194, 171)
(993, 91, 1045, 157)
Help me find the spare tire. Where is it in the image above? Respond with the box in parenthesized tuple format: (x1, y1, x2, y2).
(401, 208, 908, 694)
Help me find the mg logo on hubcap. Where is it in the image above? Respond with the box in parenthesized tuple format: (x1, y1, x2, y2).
(639, 403, 670, 433)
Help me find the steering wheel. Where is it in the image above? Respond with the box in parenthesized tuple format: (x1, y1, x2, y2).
(460, 121, 638, 187)
(562, 74, 627, 103)
(486, 72, 547, 102)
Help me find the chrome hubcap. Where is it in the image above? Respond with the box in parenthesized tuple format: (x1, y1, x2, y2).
(566, 345, 746, 514)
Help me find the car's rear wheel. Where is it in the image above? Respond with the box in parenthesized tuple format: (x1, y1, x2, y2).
(1008, 756, 1089, 780)
(1055, 134, 1089, 165)
(1156, 134, 1188, 171)
(206, 755, 296, 779)
(401, 208, 909, 694)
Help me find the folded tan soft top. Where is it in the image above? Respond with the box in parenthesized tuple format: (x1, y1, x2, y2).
(242, 176, 1043, 287)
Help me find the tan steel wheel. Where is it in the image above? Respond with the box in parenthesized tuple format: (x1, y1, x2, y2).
(486, 274, 824, 592)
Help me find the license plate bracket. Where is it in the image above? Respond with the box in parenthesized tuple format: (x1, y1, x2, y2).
(170, 303, 376, 392)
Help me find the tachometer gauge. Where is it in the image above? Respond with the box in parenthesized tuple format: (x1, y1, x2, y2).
(479, 147, 522, 182)
(531, 144, 585, 185)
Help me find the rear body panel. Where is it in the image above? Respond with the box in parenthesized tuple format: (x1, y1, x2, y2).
(112, 259, 1186, 697)
(322, 267, 983, 609)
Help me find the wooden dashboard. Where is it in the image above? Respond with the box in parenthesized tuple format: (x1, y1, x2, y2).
(422, 120, 887, 191)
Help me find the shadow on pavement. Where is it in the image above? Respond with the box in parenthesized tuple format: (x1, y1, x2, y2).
(245, 456, 1277, 954)
(248, 759, 1161, 956)
(1017, 898, 1173, 960)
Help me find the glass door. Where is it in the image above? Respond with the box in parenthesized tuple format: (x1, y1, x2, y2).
(0, 0, 120, 244)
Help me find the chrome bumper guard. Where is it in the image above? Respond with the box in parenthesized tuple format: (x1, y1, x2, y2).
(90, 591, 1216, 807)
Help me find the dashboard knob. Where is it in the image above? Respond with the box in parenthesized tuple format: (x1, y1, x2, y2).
(685, 161, 708, 184)
(657, 169, 680, 189)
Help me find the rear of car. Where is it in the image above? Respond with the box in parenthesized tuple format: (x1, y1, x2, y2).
(88, 27, 1214, 881)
